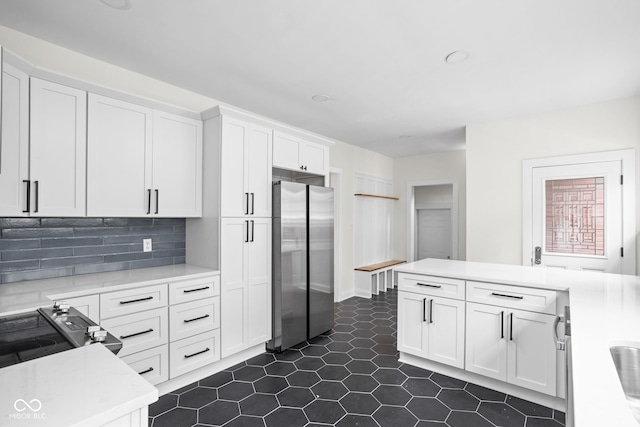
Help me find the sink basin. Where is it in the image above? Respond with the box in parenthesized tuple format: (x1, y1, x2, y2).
(610, 345, 640, 423)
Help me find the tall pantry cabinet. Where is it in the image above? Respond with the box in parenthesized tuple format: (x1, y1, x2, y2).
(186, 106, 272, 359)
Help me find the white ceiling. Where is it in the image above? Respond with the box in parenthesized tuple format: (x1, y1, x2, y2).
(1, 0, 639, 158)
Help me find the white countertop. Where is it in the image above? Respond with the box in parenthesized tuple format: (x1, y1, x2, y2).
(396, 258, 640, 427)
(0, 343, 158, 426)
(0, 264, 218, 315)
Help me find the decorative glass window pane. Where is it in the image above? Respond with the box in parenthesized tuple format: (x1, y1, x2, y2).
(544, 177, 605, 256)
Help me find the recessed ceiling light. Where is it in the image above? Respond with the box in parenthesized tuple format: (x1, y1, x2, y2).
(99, 0, 132, 10)
(311, 95, 330, 103)
(445, 50, 469, 64)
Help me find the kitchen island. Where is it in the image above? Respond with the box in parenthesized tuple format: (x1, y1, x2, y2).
(395, 258, 640, 427)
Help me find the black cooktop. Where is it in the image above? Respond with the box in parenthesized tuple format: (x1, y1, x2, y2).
(0, 311, 75, 368)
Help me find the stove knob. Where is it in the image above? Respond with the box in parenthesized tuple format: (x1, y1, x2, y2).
(53, 301, 70, 314)
(87, 326, 107, 343)
(86, 325, 101, 335)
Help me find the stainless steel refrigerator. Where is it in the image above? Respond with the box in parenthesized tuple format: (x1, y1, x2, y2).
(267, 181, 334, 352)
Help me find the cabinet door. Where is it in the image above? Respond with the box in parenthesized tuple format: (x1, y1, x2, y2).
(465, 302, 507, 381)
(246, 218, 272, 346)
(300, 140, 329, 176)
(428, 297, 465, 369)
(30, 78, 86, 216)
(246, 124, 272, 217)
(152, 111, 203, 217)
(87, 94, 152, 216)
(397, 291, 428, 357)
(0, 62, 29, 216)
(220, 218, 248, 358)
(507, 309, 557, 395)
(272, 132, 301, 171)
(220, 117, 248, 217)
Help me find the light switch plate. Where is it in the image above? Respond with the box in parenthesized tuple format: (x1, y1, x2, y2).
(143, 239, 152, 252)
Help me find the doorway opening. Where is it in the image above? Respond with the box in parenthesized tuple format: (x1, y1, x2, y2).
(407, 180, 459, 262)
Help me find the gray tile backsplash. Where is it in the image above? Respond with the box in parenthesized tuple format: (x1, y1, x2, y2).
(0, 217, 186, 284)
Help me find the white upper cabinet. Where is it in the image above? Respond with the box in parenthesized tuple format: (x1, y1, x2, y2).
(0, 61, 29, 216)
(152, 111, 203, 217)
(273, 131, 329, 176)
(87, 94, 152, 217)
(30, 78, 87, 217)
(87, 94, 203, 217)
(220, 117, 272, 217)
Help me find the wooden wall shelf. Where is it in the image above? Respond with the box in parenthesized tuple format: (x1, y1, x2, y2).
(354, 193, 399, 201)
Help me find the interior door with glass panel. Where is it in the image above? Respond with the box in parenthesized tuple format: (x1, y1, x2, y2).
(531, 161, 622, 272)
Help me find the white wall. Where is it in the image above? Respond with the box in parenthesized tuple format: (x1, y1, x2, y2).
(466, 96, 640, 269)
(393, 151, 467, 262)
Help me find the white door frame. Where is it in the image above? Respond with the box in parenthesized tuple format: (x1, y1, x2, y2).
(522, 149, 636, 274)
(329, 167, 342, 302)
(407, 180, 459, 262)
(416, 203, 453, 260)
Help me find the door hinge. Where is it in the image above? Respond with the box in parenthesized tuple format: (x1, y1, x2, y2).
(621, 247, 624, 257)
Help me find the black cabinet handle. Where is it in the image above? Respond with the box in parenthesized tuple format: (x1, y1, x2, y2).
(120, 296, 153, 305)
(120, 328, 154, 340)
(245, 220, 249, 243)
(138, 367, 154, 375)
(422, 298, 426, 322)
(185, 347, 210, 359)
(501, 311, 504, 339)
(244, 192, 249, 215)
(417, 283, 442, 289)
(250, 220, 254, 242)
(155, 189, 159, 214)
(23, 180, 31, 213)
(183, 286, 210, 294)
(147, 189, 152, 214)
(184, 314, 210, 323)
(34, 181, 39, 213)
(250, 193, 255, 215)
(491, 292, 524, 300)
(429, 299, 434, 324)
(300, 165, 304, 170)
(510, 313, 514, 341)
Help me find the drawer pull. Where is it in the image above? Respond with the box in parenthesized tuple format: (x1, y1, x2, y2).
(417, 283, 442, 289)
(120, 328, 154, 340)
(120, 296, 153, 305)
(184, 314, 210, 323)
(138, 367, 154, 375)
(491, 292, 524, 300)
(429, 299, 434, 324)
(185, 347, 210, 359)
(183, 286, 210, 294)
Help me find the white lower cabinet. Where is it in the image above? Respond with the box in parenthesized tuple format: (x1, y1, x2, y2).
(169, 329, 220, 379)
(397, 291, 465, 369)
(465, 302, 557, 396)
(121, 345, 169, 386)
(101, 307, 169, 358)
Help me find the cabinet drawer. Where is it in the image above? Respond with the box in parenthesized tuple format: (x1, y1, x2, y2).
(169, 297, 219, 342)
(101, 307, 168, 357)
(467, 281, 557, 315)
(398, 273, 465, 300)
(121, 344, 169, 386)
(100, 284, 167, 319)
(169, 276, 219, 305)
(169, 330, 220, 379)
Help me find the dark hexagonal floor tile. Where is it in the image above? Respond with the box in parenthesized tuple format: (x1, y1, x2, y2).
(317, 365, 350, 381)
(223, 415, 266, 427)
(372, 385, 412, 406)
(526, 418, 564, 427)
(372, 355, 401, 369)
(478, 401, 526, 427)
(348, 348, 377, 360)
(311, 380, 349, 400)
(438, 389, 480, 411)
(351, 328, 377, 338)
(416, 421, 447, 427)
(151, 407, 197, 427)
(264, 407, 307, 427)
(246, 353, 276, 367)
(343, 374, 380, 392)
(277, 386, 316, 408)
(339, 392, 381, 415)
(399, 363, 432, 378)
(372, 334, 396, 345)
(287, 370, 321, 387)
(336, 414, 379, 427)
(407, 397, 450, 421)
(372, 368, 407, 385)
(199, 370, 233, 388)
(234, 365, 266, 382)
(304, 399, 346, 424)
(217, 381, 255, 401)
(326, 341, 354, 352)
(372, 344, 398, 355)
(225, 361, 248, 372)
(295, 356, 325, 371)
(506, 395, 553, 417)
(345, 359, 377, 375)
(332, 324, 356, 333)
(322, 352, 352, 365)
(354, 315, 374, 322)
(465, 382, 506, 402)
(199, 400, 239, 426)
(330, 332, 355, 342)
(301, 345, 330, 357)
(554, 410, 566, 424)
(273, 349, 304, 362)
(149, 394, 178, 417)
(265, 361, 297, 376)
(403, 378, 441, 397)
(353, 321, 375, 330)
(177, 387, 218, 409)
(372, 326, 395, 335)
(372, 405, 418, 427)
(350, 338, 376, 348)
(430, 372, 466, 389)
(239, 393, 279, 416)
(253, 376, 289, 394)
(308, 335, 332, 345)
(446, 411, 495, 427)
